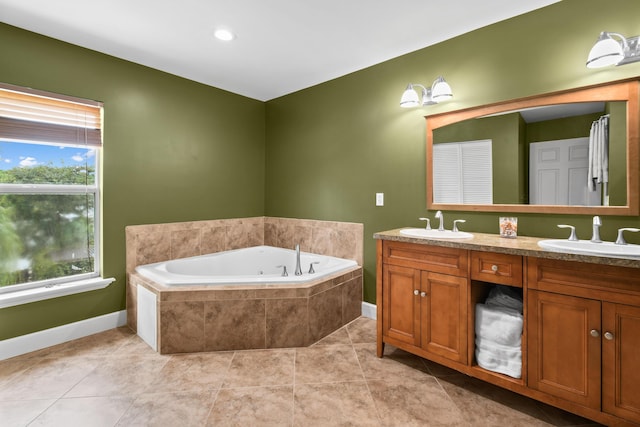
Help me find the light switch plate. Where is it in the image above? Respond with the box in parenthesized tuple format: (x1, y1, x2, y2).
(376, 193, 384, 206)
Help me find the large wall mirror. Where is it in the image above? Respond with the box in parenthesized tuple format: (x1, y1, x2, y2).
(426, 79, 639, 215)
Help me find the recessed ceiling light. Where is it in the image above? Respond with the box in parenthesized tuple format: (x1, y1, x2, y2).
(214, 29, 235, 41)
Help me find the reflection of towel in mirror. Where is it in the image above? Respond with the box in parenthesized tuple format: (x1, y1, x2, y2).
(475, 337, 522, 378)
(588, 115, 609, 192)
(475, 304, 523, 347)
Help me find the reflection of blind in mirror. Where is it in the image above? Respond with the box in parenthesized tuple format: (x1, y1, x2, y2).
(433, 140, 493, 204)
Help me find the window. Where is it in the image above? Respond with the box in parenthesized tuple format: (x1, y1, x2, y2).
(0, 83, 103, 294)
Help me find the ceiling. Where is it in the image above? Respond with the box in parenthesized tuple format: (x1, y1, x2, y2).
(0, 0, 560, 101)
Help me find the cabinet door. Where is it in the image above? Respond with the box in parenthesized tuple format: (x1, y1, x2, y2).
(527, 290, 601, 409)
(420, 271, 468, 364)
(382, 264, 421, 346)
(602, 303, 640, 423)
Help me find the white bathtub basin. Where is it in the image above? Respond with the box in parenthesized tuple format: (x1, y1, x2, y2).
(538, 239, 640, 259)
(400, 228, 473, 239)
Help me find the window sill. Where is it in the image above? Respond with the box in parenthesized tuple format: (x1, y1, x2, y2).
(0, 277, 115, 309)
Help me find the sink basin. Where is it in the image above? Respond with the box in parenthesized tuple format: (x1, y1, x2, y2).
(538, 239, 640, 259)
(400, 228, 474, 239)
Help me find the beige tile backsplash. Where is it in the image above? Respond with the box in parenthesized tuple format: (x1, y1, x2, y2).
(126, 216, 363, 275)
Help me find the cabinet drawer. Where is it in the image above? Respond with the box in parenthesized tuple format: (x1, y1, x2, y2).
(528, 257, 640, 304)
(383, 241, 467, 277)
(471, 251, 522, 287)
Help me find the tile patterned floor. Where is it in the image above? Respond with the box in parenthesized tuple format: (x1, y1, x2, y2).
(0, 317, 603, 426)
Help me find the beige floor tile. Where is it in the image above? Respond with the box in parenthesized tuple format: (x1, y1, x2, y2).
(2, 320, 608, 427)
(223, 349, 295, 388)
(30, 396, 133, 427)
(354, 343, 431, 381)
(368, 375, 467, 426)
(0, 357, 102, 400)
(295, 345, 363, 384)
(294, 381, 380, 426)
(438, 374, 553, 426)
(0, 357, 33, 388)
(65, 354, 169, 398)
(112, 334, 158, 355)
(346, 317, 377, 344)
(145, 352, 234, 393)
(116, 391, 216, 426)
(25, 328, 137, 359)
(206, 385, 294, 426)
(0, 399, 55, 426)
(310, 326, 351, 346)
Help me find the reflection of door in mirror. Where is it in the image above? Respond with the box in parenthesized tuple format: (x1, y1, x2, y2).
(529, 138, 601, 206)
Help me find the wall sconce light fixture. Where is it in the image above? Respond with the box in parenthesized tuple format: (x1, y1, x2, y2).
(586, 31, 640, 68)
(400, 76, 453, 108)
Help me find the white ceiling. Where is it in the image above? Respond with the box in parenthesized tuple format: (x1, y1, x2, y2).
(0, 0, 560, 101)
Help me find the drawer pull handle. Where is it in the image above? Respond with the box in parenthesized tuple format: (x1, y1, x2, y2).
(604, 331, 614, 340)
(590, 329, 600, 338)
(420, 291, 426, 298)
(413, 289, 419, 296)
(491, 265, 498, 272)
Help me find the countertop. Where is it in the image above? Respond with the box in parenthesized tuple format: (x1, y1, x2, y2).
(374, 228, 640, 269)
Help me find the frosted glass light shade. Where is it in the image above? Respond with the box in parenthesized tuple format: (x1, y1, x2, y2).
(431, 77, 453, 102)
(400, 84, 420, 108)
(587, 32, 624, 68)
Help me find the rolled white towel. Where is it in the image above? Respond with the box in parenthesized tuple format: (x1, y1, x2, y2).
(475, 337, 522, 379)
(475, 304, 523, 347)
(485, 285, 523, 313)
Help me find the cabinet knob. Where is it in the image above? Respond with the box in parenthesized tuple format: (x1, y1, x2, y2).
(604, 331, 614, 341)
(590, 329, 600, 338)
(491, 265, 498, 272)
(420, 291, 426, 297)
(413, 289, 419, 296)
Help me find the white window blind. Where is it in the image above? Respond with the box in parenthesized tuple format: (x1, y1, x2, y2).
(433, 139, 493, 204)
(0, 83, 101, 146)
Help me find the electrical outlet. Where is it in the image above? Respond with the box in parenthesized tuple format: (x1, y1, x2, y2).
(376, 193, 384, 206)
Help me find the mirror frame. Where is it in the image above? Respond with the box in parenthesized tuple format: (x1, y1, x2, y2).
(426, 79, 639, 215)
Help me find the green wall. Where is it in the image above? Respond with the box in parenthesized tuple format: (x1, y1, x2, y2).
(0, 24, 265, 340)
(2, 0, 640, 340)
(264, 0, 640, 304)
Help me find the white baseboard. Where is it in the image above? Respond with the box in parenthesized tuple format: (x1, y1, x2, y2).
(361, 301, 376, 320)
(0, 310, 127, 360)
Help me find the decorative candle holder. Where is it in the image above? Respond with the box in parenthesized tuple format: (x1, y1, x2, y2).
(499, 217, 518, 238)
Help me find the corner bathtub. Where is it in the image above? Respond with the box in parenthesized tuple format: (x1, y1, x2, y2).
(135, 245, 358, 286)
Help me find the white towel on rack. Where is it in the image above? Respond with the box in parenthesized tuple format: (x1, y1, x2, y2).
(588, 116, 609, 192)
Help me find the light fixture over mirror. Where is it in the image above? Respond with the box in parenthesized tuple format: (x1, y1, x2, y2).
(586, 31, 640, 68)
(400, 76, 452, 108)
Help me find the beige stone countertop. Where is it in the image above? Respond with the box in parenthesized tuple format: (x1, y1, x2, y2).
(374, 228, 640, 269)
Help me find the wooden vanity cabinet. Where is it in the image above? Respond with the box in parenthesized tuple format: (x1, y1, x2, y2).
(376, 237, 640, 426)
(527, 257, 640, 424)
(380, 241, 468, 364)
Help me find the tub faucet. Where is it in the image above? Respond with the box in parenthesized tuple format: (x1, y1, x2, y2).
(435, 210, 444, 231)
(591, 216, 602, 243)
(294, 244, 303, 276)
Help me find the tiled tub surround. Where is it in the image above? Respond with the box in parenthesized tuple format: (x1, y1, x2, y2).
(125, 217, 363, 354)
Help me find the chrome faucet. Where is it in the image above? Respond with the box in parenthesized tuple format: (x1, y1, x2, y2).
(294, 244, 303, 276)
(591, 216, 602, 243)
(435, 210, 444, 231)
(418, 217, 431, 230)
